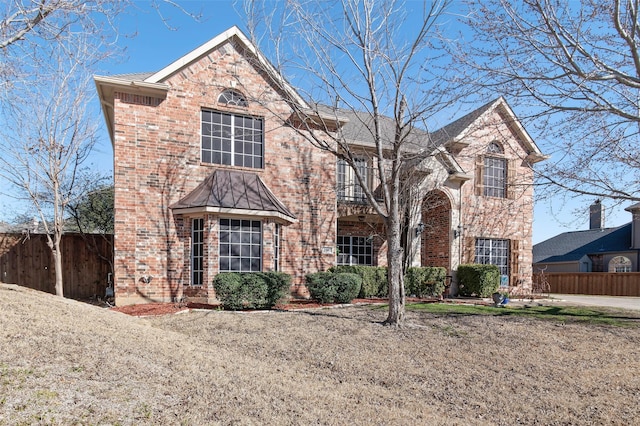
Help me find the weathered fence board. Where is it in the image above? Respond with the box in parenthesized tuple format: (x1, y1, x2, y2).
(0, 233, 113, 300)
(534, 272, 640, 297)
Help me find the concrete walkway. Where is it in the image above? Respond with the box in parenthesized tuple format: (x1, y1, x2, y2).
(550, 294, 640, 311)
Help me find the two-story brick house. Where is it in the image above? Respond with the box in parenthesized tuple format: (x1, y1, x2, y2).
(95, 26, 545, 305)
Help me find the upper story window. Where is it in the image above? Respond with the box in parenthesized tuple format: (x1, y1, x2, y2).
(482, 142, 507, 198)
(218, 89, 248, 107)
(201, 109, 263, 169)
(337, 158, 368, 202)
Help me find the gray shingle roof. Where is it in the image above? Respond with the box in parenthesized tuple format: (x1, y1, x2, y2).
(429, 98, 499, 146)
(314, 106, 435, 152)
(533, 223, 632, 264)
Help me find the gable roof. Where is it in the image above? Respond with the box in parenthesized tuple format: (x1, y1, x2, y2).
(95, 26, 309, 145)
(170, 169, 297, 223)
(430, 97, 547, 164)
(533, 223, 632, 264)
(430, 99, 496, 147)
(312, 106, 468, 179)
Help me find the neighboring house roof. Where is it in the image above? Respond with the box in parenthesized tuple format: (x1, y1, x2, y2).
(533, 223, 632, 264)
(170, 170, 297, 223)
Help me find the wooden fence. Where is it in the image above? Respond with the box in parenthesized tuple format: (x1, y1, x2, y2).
(534, 272, 640, 297)
(0, 232, 113, 300)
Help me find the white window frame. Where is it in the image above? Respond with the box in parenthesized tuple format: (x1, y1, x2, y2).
(218, 89, 248, 107)
(191, 218, 204, 286)
(219, 218, 262, 272)
(483, 156, 507, 198)
(201, 110, 263, 169)
(337, 158, 368, 202)
(274, 224, 281, 271)
(475, 238, 509, 276)
(337, 235, 372, 266)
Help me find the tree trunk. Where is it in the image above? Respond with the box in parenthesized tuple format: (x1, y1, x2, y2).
(384, 207, 405, 326)
(53, 241, 64, 297)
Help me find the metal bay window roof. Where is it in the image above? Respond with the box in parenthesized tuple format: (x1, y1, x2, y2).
(170, 169, 297, 223)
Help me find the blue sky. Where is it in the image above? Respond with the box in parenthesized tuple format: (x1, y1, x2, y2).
(5, 0, 631, 242)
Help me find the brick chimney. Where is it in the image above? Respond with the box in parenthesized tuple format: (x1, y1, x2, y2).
(589, 200, 604, 230)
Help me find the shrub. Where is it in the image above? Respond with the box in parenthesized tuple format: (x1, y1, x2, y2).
(213, 272, 292, 310)
(258, 272, 292, 307)
(456, 264, 500, 297)
(213, 273, 244, 310)
(405, 267, 447, 297)
(305, 272, 362, 303)
(330, 265, 387, 297)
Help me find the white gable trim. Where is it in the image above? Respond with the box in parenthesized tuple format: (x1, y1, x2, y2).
(144, 26, 309, 109)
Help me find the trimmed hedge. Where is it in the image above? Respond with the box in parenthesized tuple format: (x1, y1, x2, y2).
(329, 265, 388, 297)
(305, 272, 362, 303)
(457, 264, 500, 297)
(213, 272, 291, 310)
(405, 267, 447, 297)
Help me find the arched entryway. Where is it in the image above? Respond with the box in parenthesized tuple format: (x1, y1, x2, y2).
(421, 190, 452, 271)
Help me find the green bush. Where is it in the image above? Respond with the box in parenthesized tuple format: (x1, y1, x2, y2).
(213, 272, 292, 310)
(213, 273, 245, 310)
(330, 265, 387, 297)
(259, 272, 292, 307)
(405, 267, 447, 297)
(456, 264, 500, 297)
(305, 272, 362, 303)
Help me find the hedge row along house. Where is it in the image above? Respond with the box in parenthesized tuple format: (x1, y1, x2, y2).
(95, 26, 546, 306)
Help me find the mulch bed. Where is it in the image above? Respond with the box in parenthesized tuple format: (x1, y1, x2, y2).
(110, 297, 442, 317)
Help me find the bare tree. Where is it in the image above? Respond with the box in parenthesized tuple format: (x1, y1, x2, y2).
(0, 45, 99, 296)
(246, 0, 466, 325)
(0, 1, 201, 297)
(458, 0, 640, 205)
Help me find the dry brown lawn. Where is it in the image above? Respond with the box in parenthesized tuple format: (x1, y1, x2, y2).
(1, 283, 640, 425)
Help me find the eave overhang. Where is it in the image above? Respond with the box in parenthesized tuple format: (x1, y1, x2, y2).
(94, 75, 169, 146)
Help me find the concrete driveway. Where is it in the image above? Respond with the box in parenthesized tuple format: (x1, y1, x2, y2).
(550, 294, 640, 311)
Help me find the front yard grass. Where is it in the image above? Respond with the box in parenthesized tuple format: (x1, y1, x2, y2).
(406, 301, 640, 327)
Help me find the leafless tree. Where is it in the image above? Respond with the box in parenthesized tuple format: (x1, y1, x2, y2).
(0, 43, 99, 297)
(246, 0, 466, 325)
(457, 0, 640, 206)
(0, 1, 200, 297)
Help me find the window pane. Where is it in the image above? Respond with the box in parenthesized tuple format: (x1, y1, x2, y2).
(483, 157, 506, 198)
(220, 258, 229, 271)
(219, 219, 262, 272)
(475, 238, 509, 276)
(191, 218, 204, 286)
(336, 235, 372, 266)
(251, 259, 261, 271)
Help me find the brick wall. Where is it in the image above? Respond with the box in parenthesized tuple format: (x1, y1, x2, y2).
(454, 107, 534, 288)
(421, 190, 451, 271)
(112, 39, 337, 305)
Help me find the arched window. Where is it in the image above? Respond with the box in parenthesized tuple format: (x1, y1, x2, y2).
(608, 256, 632, 272)
(218, 89, 248, 107)
(487, 141, 503, 154)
